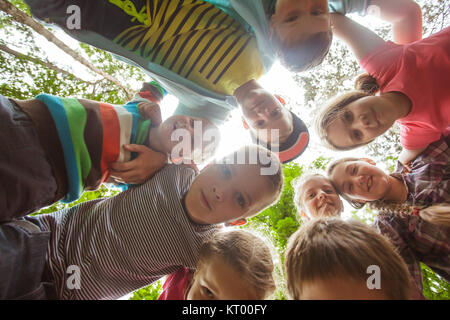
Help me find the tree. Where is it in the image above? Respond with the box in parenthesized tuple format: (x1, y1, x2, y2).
(1, 0, 448, 300)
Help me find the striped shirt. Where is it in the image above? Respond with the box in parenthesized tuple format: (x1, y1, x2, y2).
(28, 82, 164, 203)
(107, 0, 264, 95)
(36, 164, 218, 300)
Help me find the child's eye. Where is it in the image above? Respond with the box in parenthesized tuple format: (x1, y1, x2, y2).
(353, 130, 362, 141)
(284, 15, 298, 23)
(236, 193, 246, 209)
(256, 120, 265, 128)
(308, 192, 315, 199)
(201, 286, 214, 299)
(344, 110, 353, 122)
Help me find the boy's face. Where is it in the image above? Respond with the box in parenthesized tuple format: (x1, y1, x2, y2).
(184, 163, 274, 225)
(326, 96, 394, 149)
(270, 0, 330, 46)
(235, 81, 293, 146)
(187, 256, 259, 300)
(300, 176, 342, 219)
(329, 159, 390, 202)
(158, 115, 218, 161)
(299, 277, 389, 300)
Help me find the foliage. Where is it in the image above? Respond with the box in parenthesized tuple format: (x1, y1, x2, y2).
(1, 0, 449, 301)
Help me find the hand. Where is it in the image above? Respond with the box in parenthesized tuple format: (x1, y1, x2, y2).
(109, 144, 167, 185)
(138, 101, 162, 126)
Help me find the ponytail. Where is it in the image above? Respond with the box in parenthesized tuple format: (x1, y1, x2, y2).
(369, 201, 450, 227)
(354, 73, 379, 95)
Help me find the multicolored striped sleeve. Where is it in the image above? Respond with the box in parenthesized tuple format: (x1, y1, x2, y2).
(35, 94, 149, 202)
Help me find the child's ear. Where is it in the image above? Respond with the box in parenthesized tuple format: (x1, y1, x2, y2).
(224, 218, 247, 227)
(241, 117, 249, 130)
(361, 158, 376, 166)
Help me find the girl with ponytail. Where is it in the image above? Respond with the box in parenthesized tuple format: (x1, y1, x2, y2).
(316, 11, 450, 167)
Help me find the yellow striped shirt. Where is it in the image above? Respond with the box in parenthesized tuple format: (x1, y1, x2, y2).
(111, 0, 264, 95)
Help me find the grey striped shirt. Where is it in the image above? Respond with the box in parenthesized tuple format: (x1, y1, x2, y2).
(37, 164, 217, 300)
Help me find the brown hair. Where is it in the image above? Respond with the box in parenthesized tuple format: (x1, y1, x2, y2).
(284, 218, 412, 300)
(196, 230, 276, 299)
(315, 73, 380, 151)
(326, 157, 366, 209)
(272, 31, 333, 72)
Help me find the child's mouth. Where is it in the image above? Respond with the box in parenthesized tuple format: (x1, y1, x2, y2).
(200, 190, 212, 211)
(367, 176, 373, 191)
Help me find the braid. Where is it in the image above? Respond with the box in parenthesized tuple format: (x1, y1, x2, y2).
(369, 200, 418, 217)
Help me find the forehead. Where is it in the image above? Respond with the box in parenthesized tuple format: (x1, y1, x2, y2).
(327, 117, 354, 148)
(302, 176, 334, 192)
(201, 257, 258, 299)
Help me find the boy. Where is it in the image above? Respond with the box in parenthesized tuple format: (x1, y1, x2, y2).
(24, 0, 309, 163)
(0, 145, 283, 300)
(207, 0, 422, 71)
(285, 218, 413, 299)
(0, 81, 220, 221)
(292, 173, 343, 220)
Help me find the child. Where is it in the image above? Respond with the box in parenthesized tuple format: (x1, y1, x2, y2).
(204, 0, 422, 71)
(0, 81, 220, 222)
(316, 12, 450, 166)
(326, 135, 450, 298)
(284, 218, 412, 300)
(292, 173, 343, 220)
(0, 145, 283, 300)
(158, 230, 276, 300)
(24, 0, 309, 164)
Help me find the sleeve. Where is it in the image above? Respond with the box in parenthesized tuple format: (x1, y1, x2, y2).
(400, 125, 443, 151)
(132, 80, 168, 104)
(372, 215, 426, 299)
(158, 267, 193, 300)
(328, 0, 371, 15)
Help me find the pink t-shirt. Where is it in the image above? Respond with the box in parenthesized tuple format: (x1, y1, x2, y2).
(158, 267, 193, 300)
(360, 27, 450, 150)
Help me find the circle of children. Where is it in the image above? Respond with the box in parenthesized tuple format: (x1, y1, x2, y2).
(1, 0, 449, 301)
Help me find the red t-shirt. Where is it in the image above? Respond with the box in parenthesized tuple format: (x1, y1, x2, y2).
(158, 267, 193, 300)
(360, 27, 450, 150)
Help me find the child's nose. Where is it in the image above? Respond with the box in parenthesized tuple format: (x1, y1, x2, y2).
(212, 186, 223, 202)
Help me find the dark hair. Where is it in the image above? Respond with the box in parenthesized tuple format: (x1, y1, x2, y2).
(354, 73, 380, 95)
(272, 31, 333, 72)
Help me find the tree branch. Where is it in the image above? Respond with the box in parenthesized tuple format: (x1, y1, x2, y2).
(0, 0, 133, 99)
(0, 43, 95, 84)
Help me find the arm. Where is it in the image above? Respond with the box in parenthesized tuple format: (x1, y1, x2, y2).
(109, 144, 167, 184)
(330, 13, 386, 62)
(398, 146, 427, 170)
(138, 101, 162, 126)
(369, 0, 422, 44)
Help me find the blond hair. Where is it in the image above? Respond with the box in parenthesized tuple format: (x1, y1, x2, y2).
(196, 230, 276, 299)
(285, 218, 411, 300)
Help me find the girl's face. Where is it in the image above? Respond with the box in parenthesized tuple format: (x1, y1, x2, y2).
(187, 256, 260, 300)
(270, 0, 330, 46)
(300, 176, 343, 219)
(329, 160, 391, 203)
(326, 96, 395, 149)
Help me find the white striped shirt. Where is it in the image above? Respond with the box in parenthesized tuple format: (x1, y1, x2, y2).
(37, 164, 217, 300)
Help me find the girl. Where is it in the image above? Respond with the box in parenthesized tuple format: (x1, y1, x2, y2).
(292, 173, 343, 220)
(326, 136, 450, 298)
(316, 11, 449, 166)
(158, 229, 276, 300)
